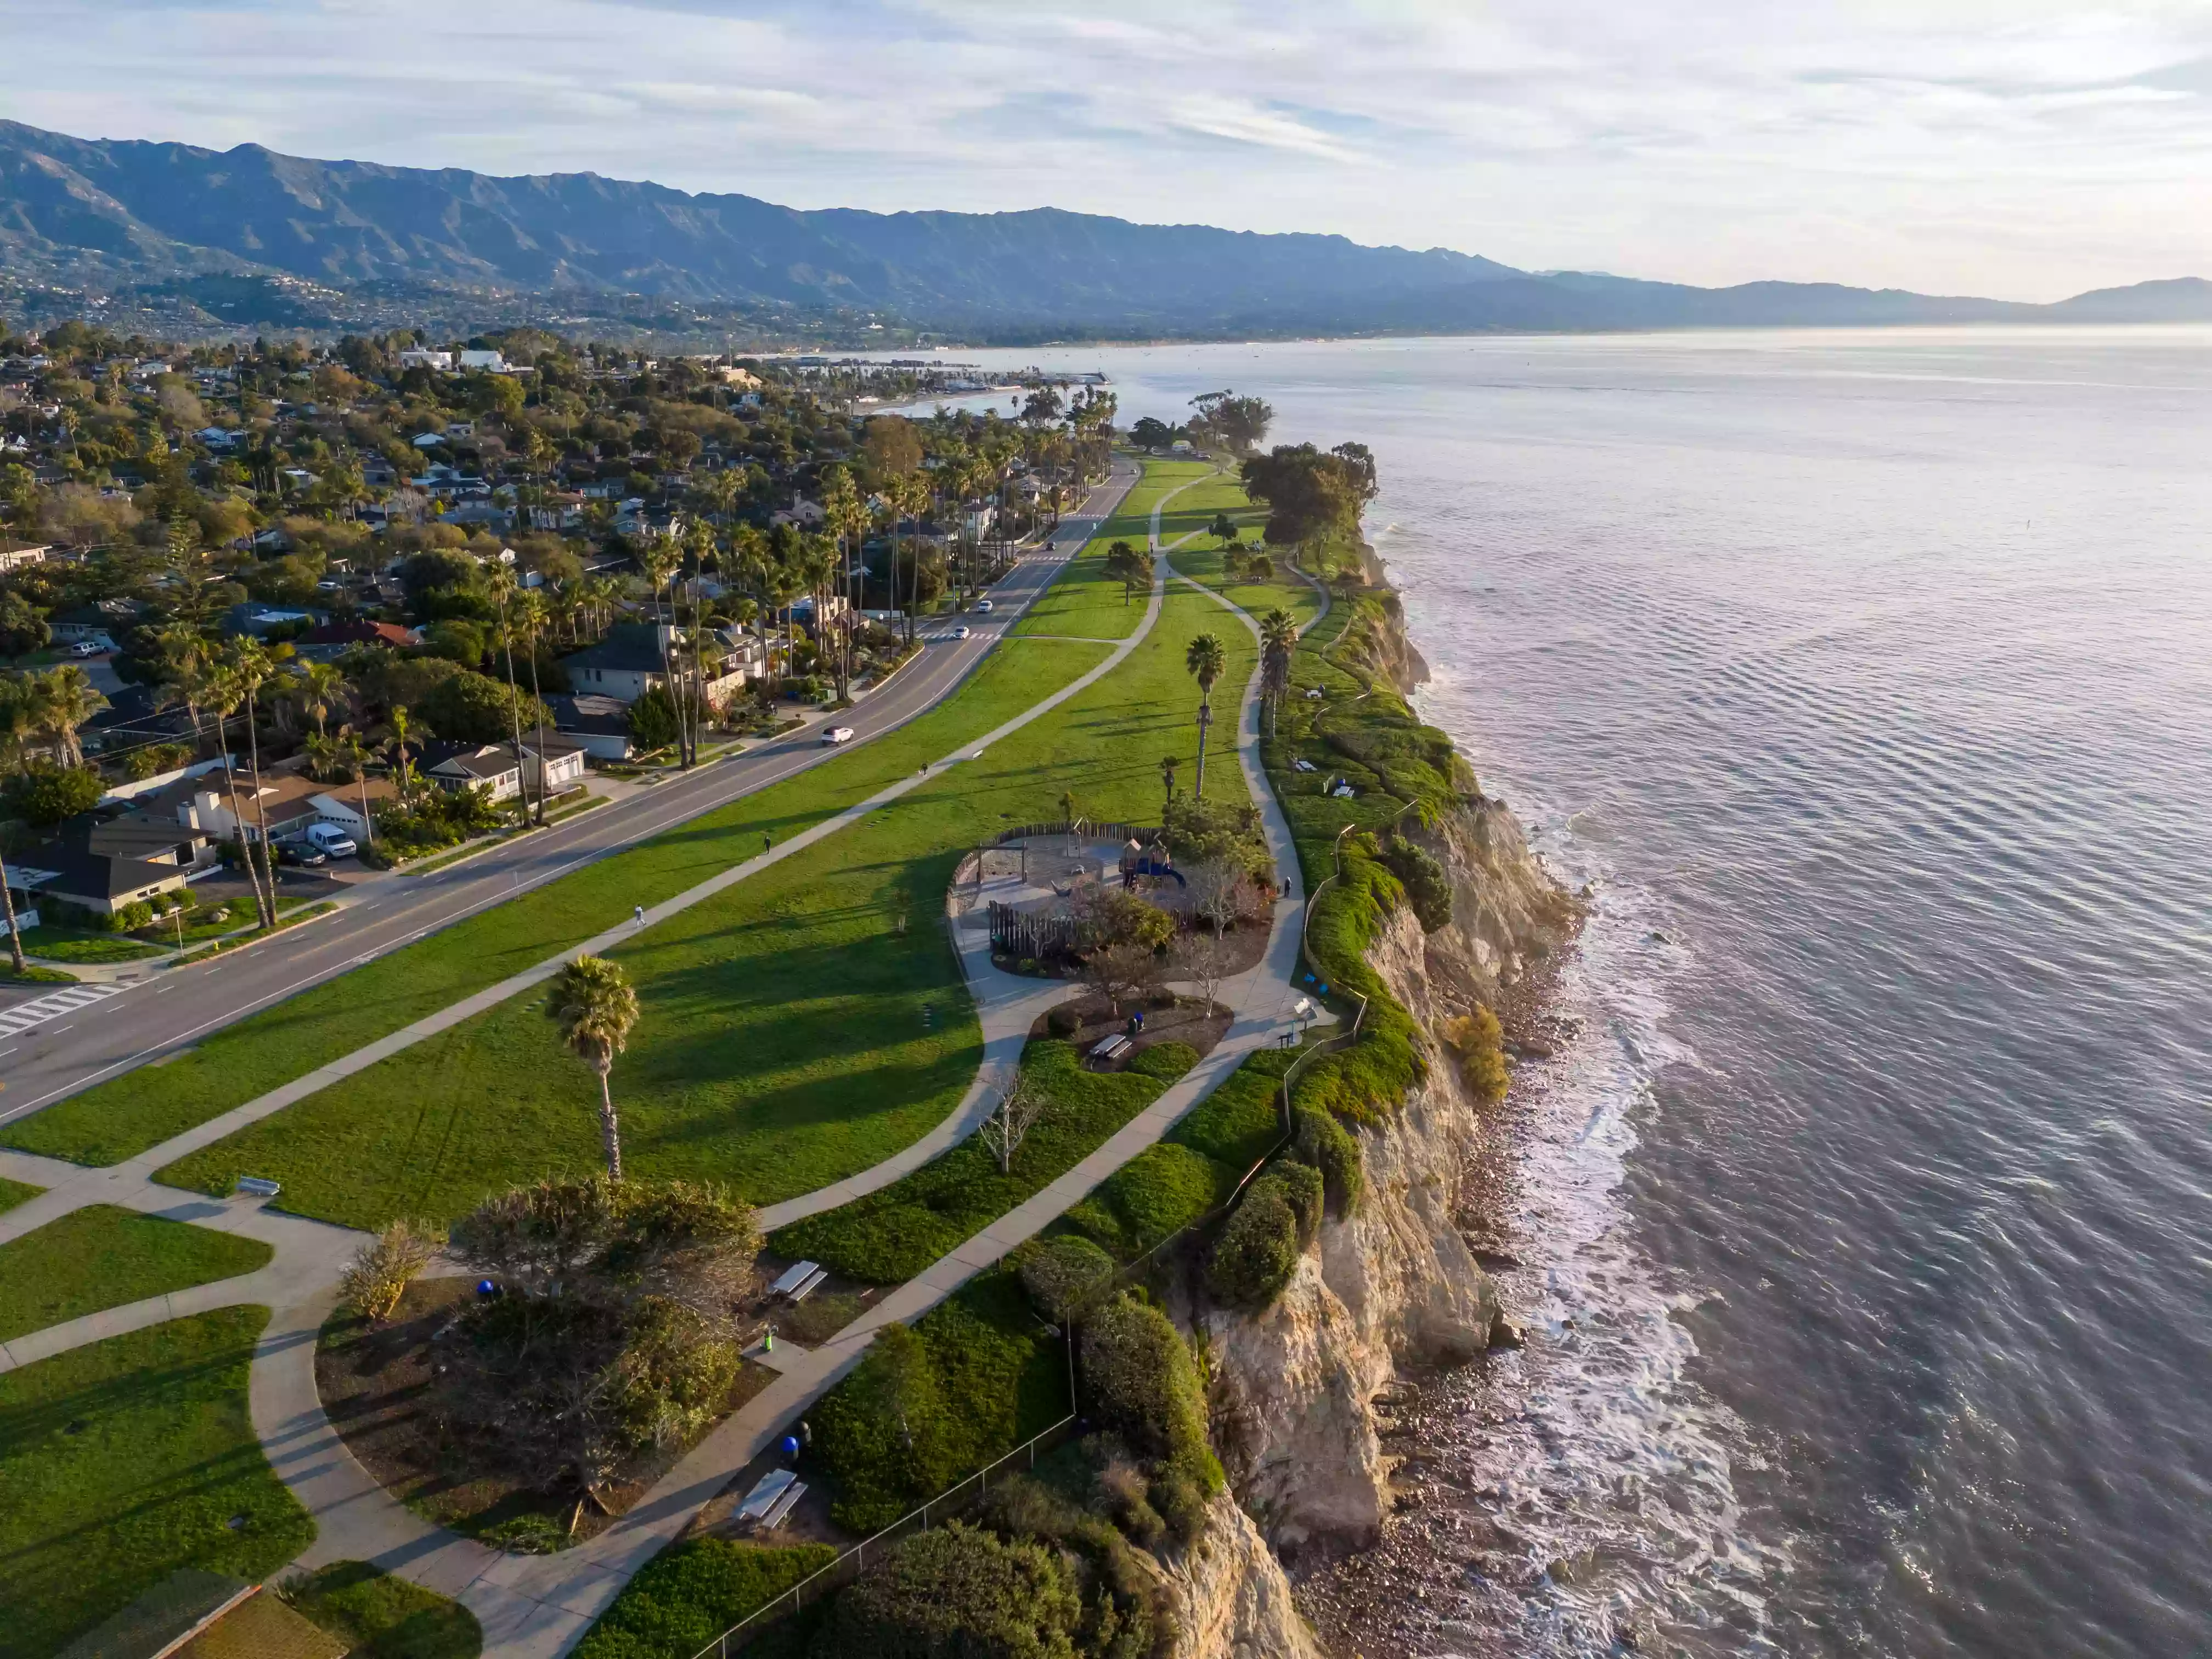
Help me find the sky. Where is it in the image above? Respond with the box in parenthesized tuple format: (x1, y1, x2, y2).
(4, 0, 2210, 301)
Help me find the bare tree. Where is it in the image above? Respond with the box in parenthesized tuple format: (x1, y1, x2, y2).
(977, 1070, 1049, 1174)
(1188, 932, 1228, 1013)
(1083, 939, 1161, 1017)
(1185, 860, 1254, 942)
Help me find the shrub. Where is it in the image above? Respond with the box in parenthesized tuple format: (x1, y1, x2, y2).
(1079, 1294, 1218, 1492)
(1018, 1234, 1116, 1325)
(1442, 1006, 1510, 1104)
(572, 1541, 834, 1659)
(810, 1271, 1064, 1533)
(1122, 1039, 1198, 1082)
(1075, 1144, 1219, 1259)
(1046, 1004, 1079, 1039)
(1206, 1184, 1301, 1310)
(816, 1523, 1083, 1659)
(1381, 833, 1453, 932)
(627, 684, 680, 753)
(338, 1218, 443, 1321)
(1258, 1163, 1324, 1247)
(1293, 1103, 1363, 1216)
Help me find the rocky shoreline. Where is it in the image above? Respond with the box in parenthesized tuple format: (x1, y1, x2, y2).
(1173, 577, 1585, 1658)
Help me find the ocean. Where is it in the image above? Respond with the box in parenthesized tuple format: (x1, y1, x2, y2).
(894, 328, 2212, 1656)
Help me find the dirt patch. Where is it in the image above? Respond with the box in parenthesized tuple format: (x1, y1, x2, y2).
(1025, 993, 1232, 1069)
(315, 1275, 774, 1553)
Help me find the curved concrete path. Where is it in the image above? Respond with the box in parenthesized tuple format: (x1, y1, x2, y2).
(0, 465, 1263, 1650)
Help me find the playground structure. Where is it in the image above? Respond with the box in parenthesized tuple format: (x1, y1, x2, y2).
(955, 818, 1200, 960)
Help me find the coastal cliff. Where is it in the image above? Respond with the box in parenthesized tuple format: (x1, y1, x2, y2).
(1177, 586, 1576, 1646)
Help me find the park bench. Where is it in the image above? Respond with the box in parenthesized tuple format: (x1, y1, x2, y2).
(1089, 1034, 1132, 1066)
(234, 1176, 281, 1199)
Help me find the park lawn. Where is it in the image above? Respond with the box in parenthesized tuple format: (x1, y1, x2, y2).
(14, 925, 166, 964)
(0, 1307, 315, 1659)
(156, 573, 1256, 1231)
(571, 1541, 835, 1659)
(769, 1039, 1200, 1283)
(0, 1205, 273, 1342)
(1148, 465, 1268, 553)
(0, 1175, 39, 1213)
(1008, 458, 1215, 642)
(3, 635, 1107, 1170)
(1167, 533, 1329, 635)
(280, 1562, 482, 1659)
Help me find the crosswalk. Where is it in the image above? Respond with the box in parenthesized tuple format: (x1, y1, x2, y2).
(0, 983, 123, 1040)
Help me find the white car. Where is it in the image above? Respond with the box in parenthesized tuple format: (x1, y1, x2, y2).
(70, 641, 101, 657)
(975, 599, 994, 613)
(306, 822, 358, 859)
(822, 725, 857, 746)
(953, 625, 973, 639)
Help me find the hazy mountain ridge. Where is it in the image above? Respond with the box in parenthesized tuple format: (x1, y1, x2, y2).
(1, 120, 2205, 339)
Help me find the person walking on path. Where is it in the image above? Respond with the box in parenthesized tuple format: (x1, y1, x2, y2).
(633, 905, 645, 928)
(762, 831, 772, 855)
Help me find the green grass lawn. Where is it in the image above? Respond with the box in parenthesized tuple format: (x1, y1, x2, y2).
(4, 637, 1105, 1170)
(1008, 459, 1215, 642)
(14, 926, 167, 964)
(0, 1307, 315, 1659)
(0, 1205, 273, 1344)
(157, 563, 1257, 1231)
(0, 1176, 40, 1214)
(769, 1039, 1199, 1283)
(572, 1541, 834, 1659)
(281, 1562, 482, 1659)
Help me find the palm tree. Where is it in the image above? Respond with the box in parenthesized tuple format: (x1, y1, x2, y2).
(386, 704, 419, 805)
(300, 660, 348, 740)
(637, 535, 686, 766)
(1184, 632, 1226, 800)
(36, 664, 107, 766)
(546, 953, 639, 1181)
(222, 639, 279, 928)
(516, 588, 553, 824)
(488, 563, 532, 813)
(0, 834, 25, 974)
(1258, 608, 1297, 738)
(202, 662, 271, 927)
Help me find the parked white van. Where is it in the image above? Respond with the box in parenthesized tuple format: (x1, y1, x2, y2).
(306, 822, 358, 859)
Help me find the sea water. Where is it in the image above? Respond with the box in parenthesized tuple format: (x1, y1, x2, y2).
(902, 328, 2212, 1656)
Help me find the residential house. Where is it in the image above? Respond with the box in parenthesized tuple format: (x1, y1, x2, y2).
(0, 541, 50, 571)
(443, 421, 476, 441)
(8, 813, 205, 917)
(562, 622, 760, 708)
(398, 349, 456, 371)
(521, 735, 590, 793)
(411, 432, 447, 452)
(456, 351, 510, 373)
(50, 597, 143, 648)
(308, 777, 399, 840)
(157, 771, 345, 845)
(221, 601, 323, 638)
(550, 693, 635, 761)
(360, 458, 399, 489)
(419, 741, 522, 801)
(302, 619, 422, 651)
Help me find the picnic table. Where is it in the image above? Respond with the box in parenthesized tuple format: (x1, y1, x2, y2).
(733, 1468, 807, 1531)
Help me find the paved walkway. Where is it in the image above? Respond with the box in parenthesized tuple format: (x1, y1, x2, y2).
(0, 466, 1322, 1657)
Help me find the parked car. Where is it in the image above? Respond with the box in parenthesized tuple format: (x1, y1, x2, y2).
(276, 840, 327, 867)
(70, 641, 101, 657)
(822, 725, 856, 746)
(306, 823, 358, 859)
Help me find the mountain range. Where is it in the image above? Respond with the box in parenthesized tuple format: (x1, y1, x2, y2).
(3, 119, 2208, 342)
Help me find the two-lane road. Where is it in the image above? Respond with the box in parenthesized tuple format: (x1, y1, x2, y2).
(0, 460, 1138, 1130)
